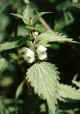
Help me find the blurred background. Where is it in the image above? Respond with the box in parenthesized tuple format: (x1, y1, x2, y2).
(0, 0, 80, 114)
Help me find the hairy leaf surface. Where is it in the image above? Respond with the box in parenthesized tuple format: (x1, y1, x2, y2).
(37, 32, 78, 46)
(23, 5, 34, 25)
(0, 38, 25, 52)
(72, 80, 80, 88)
(26, 62, 59, 114)
(58, 83, 80, 101)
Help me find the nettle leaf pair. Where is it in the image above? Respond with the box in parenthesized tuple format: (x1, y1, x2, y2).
(12, 5, 49, 26)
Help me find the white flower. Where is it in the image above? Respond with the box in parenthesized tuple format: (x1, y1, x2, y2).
(23, 48, 35, 63)
(33, 32, 39, 39)
(37, 45, 47, 60)
(34, 32, 39, 36)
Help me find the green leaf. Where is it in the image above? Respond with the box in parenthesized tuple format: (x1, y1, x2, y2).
(64, 11, 74, 26)
(58, 83, 80, 101)
(15, 81, 24, 99)
(54, 19, 65, 32)
(11, 13, 23, 20)
(23, 5, 34, 25)
(40, 104, 46, 112)
(0, 56, 16, 72)
(0, 57, 8, 72)
(37, 32, 78, 46)
(72, 80, 80, 88)
(26, 62, 59, 114)
(0, 38, 25, 52)
(56, 1, 72, 11)
(0, 77, 13, 87)
(33, 12, 52, 24)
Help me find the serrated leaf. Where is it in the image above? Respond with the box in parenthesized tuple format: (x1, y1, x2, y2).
(0, 38, 25, 52)
(26, 62, 59, 114)
(58, 83, 80, 101)
(37, 32, 78, 46)
(72, 80, 80, 88)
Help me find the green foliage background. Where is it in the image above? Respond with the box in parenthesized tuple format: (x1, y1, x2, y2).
(0, 0, 80, 114)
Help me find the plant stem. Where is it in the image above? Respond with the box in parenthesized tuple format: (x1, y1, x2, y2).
(39, 17, 53, 32)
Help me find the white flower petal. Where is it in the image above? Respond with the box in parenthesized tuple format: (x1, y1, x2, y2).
(27, 57, 35, 63)
(22, 47, 35, 63)
(26, 48, 35, 57)
(37, 45, 47, 53)
(39, 53, 47, 60)
(37, 45, 47, 60)
(34, 32, 39, 36)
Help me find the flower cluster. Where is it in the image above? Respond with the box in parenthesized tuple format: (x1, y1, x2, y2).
(21, 45, 47, 63)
